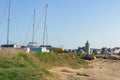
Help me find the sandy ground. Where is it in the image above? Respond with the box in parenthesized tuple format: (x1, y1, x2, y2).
(49, 59, 120, 80)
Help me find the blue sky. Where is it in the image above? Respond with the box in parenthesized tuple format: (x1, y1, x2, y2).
(0, 0, 120, 49)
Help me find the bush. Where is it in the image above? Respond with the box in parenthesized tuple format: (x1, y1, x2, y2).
(89, 54, 95, 60)
(77, 53, 95, 60)
(77, 53, 86, 59)
(49, 48, 64, 53)
(95, 55, 103, 59)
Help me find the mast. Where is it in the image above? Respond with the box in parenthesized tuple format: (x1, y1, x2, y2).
(43, 4, 48, 46)
(32, 9, 36, 43)
(7, 0, 11, 45)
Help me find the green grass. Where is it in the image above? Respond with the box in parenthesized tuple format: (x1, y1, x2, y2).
(0, 51, 89, 80)
(95, 54, 103, 59)
(34, 52, 89, 69)
(0, 68, 45, 80)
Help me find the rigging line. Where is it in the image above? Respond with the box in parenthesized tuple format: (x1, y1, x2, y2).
(43, 21, 46, 45)
(46, 24, 48, 45)
(12, 2, 21, 44)
(35, 6, 46, 34)
(0, 0, 8, 44)
(37, 0, 43, 4)
(0, 0, 8, 27)
(44, 23, 48, 45)
(43, 4, 48, 45)
(23, 12, 34, 44)
(9, 40, 15, 44)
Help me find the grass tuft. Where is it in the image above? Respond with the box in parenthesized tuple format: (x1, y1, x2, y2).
(76, 72, 89, 77)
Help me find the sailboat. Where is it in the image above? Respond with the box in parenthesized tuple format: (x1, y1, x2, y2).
(27, 4, 52, 53)
(40, 4, 52, 52)
(26, 9, 41, 52)
(27, 9, 38, 48)
(1, 0, 20, 49)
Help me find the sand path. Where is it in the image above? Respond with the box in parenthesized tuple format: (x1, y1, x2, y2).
(49, 59, 120, 80)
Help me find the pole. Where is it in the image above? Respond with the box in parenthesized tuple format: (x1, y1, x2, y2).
(32, 9, 36, 43)
(43, 4, 48, 46)
(7, 0, 11, 45)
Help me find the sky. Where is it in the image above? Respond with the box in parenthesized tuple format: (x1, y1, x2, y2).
(0, 0, 120, 49)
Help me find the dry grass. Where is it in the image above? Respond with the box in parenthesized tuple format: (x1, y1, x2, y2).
(61, 69, 72, 73)
(0, 49, 25, 58)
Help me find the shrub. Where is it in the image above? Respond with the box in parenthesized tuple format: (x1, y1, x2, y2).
(49, 48, 64, 53)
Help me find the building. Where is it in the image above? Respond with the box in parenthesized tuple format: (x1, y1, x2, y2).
(78, 47, 86, 54)
(77, 41, 91, 55)
(85, 41, 90, 55)
(92, 49, 101, 54)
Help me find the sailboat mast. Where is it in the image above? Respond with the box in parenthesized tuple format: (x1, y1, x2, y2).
(7, 0, 11, 45)
(32, 9, 36, 42)
(43, 4, 48, 46)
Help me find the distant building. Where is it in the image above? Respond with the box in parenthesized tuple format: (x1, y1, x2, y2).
(92, 49, 101, 54)
(101, 47, 109, 54)
(77, 41, 91, 54)
(85, 41, 90, 55)
(78, 47, 86, 54)
(113, 47, 120, 54)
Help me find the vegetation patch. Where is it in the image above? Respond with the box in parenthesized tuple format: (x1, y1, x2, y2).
(34, 52, 89, 69)
(76, 72, 89, 77)
(61, 69, 72, 73)
(0, 50, 89, 80)
(95, 55, 103, 59)
(0, 68, 48, 80)
(77, 53, 96, 60)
